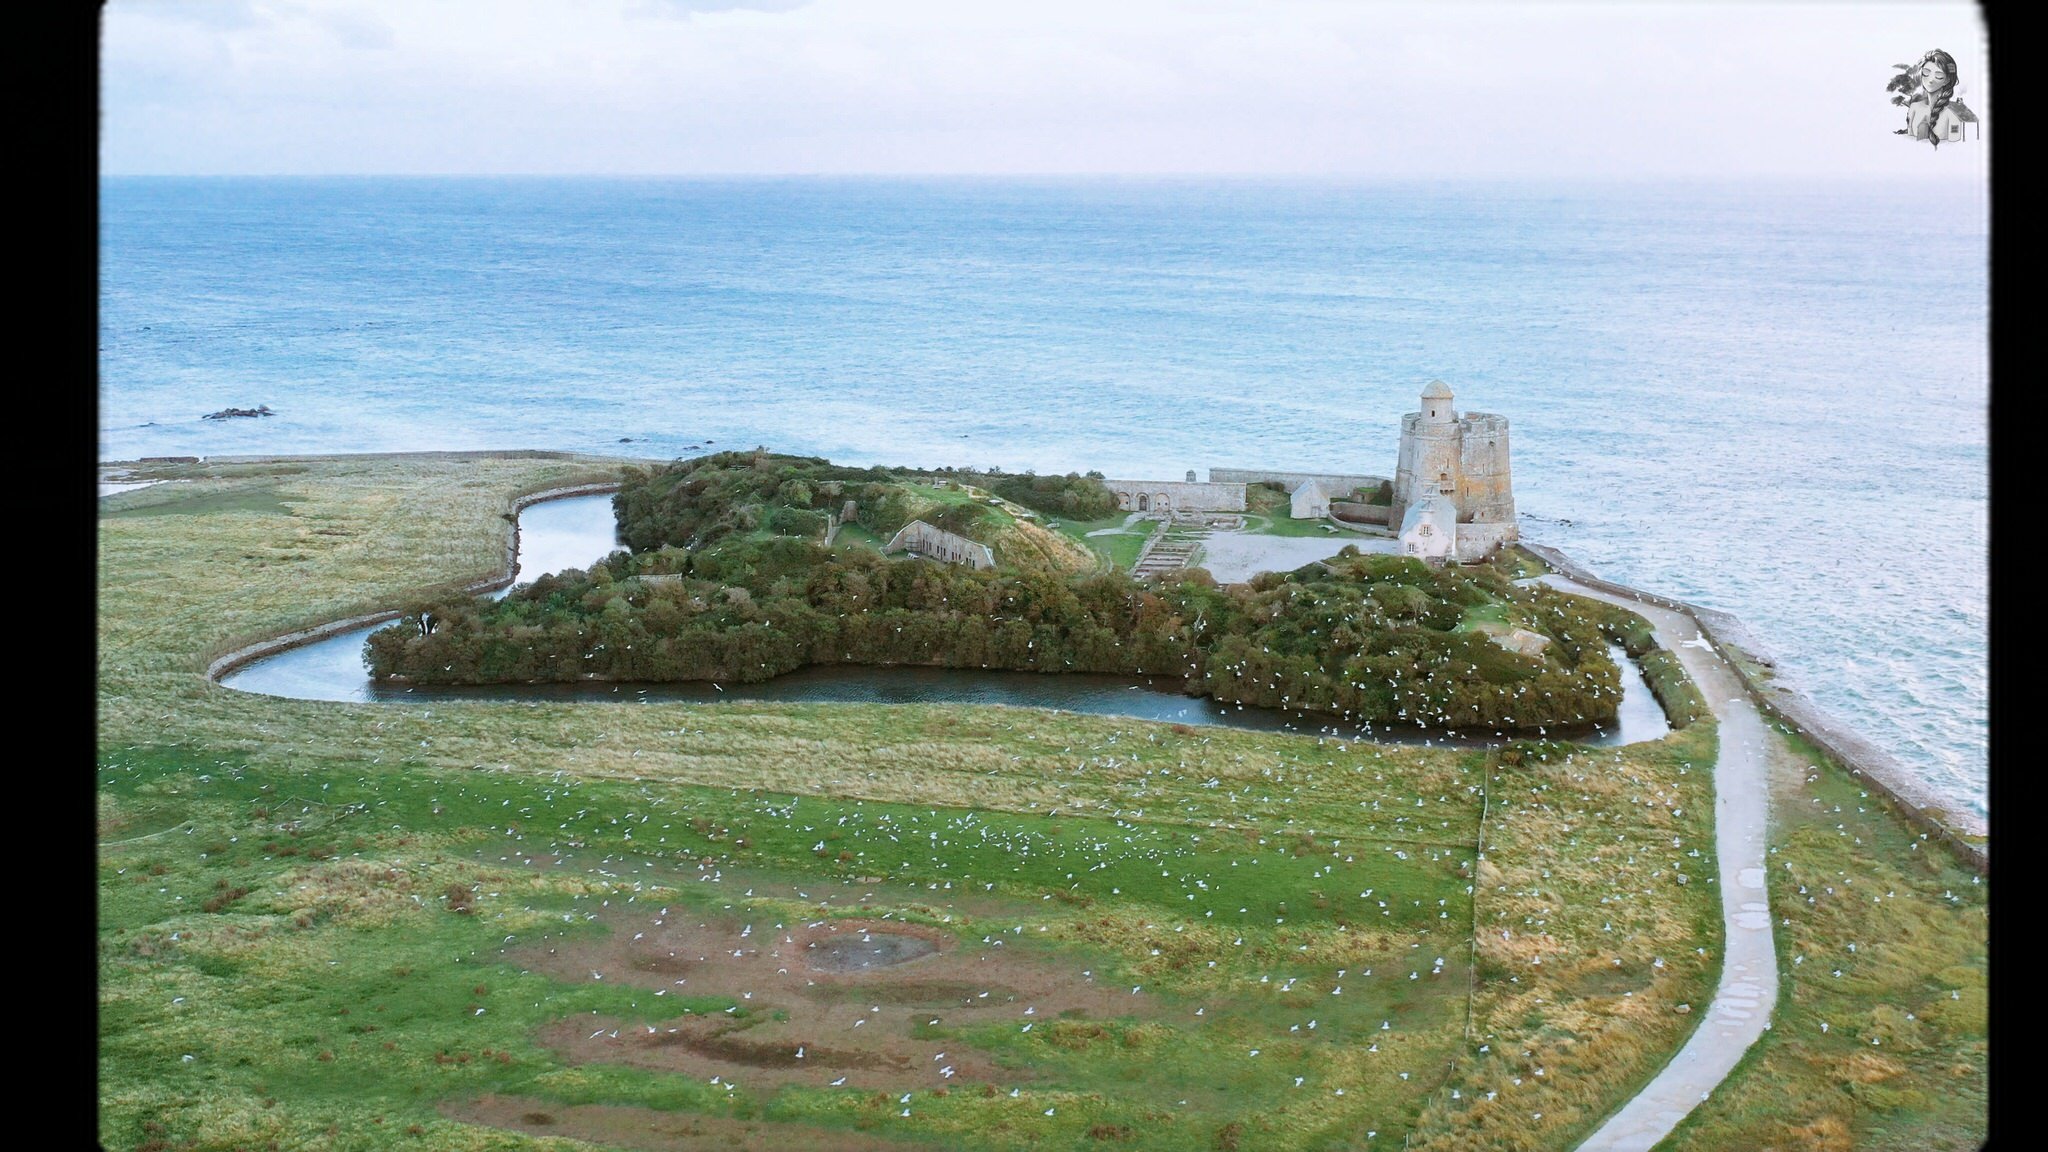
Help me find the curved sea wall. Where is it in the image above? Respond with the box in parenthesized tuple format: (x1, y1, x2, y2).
(1522, 542, 1988, 874)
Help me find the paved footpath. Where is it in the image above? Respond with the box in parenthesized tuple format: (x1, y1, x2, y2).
(1537, 576, 1779, 1152)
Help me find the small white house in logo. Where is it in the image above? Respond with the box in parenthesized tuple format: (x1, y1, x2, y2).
(1929, 100, 1979, 142)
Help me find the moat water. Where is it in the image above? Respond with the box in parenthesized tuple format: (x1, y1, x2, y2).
(218, 494, 1672, 749)
(104, 178, 1984, 815)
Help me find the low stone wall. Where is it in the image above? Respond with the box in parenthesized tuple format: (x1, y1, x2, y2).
(195, 449, 636, 465)
(1102, 479, 1247, 514)
(1330, 501, 1390, 525)
(1452, 521, 1516, 562)
(1522, 543, 1988, 873)
(1210, 468, 1386, 494)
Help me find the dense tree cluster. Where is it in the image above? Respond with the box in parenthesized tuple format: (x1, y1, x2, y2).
(610, 453, 1123, 556)
(612, 452, 918, 552)
(976, 470, 1122, 520)
(368, 531, 1631, 733)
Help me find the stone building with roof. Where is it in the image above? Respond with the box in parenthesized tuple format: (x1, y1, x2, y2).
(1932, 100, 1979, 143)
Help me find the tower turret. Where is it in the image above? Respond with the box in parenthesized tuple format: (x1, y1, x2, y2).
(1394, 380, 1464, 528)
(1419, 379, 1456, 424)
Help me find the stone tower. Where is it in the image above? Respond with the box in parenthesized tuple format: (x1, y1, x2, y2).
(1390, 380, 1516, 561)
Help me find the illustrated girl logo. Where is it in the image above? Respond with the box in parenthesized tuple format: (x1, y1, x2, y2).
(1888, 49, 1978, 147)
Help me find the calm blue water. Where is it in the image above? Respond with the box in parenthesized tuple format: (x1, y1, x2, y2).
(100, 177, 1988, 818)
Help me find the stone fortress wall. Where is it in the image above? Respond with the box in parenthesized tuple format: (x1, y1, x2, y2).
(1108, 381, 1516, 564)
(1207, 468, 1387, 495)
(1211, 469, 1393, 526)
(1448, 520, 1516, 559)
(884, 519, 996, 570)
(1454, 413, 1515, 524)
(1101, 478, 1246, 516)
(1391, 413, 1514, 529)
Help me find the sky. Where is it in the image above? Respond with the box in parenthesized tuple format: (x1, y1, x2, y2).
(102, 1, 1990, 179)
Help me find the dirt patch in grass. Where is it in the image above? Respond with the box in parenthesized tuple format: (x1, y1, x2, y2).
(443, 1093, 931, 1151)
(794, 919, 947, 973)
(515, 907, 1185, 1092)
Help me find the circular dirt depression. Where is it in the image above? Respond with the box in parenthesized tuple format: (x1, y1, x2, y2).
(797, 921, 947, 974)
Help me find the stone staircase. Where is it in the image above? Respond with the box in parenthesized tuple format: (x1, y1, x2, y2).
(1131, 523, 1210, 578)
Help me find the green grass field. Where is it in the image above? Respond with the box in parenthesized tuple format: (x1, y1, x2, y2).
(95, 453, 1983, 1151)
(1050, 514, 1149, 570)
(832, 521, 888, 551)
(99, 741, 1487, 1151)
(1452, 603, 1512, 634)
(1236, 483, 1385, 542)
(1652, 728, 1988, 1152)
(1236, 512, 1359, 540)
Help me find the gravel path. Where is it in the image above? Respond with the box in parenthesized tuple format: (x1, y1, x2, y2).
(1538, 575, 1778, 1152)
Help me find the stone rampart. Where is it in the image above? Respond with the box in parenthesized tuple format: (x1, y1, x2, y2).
(1102, 479, 1246, 514)
(1455, 414, 1515, 524)
(1208, 468, 1386, 495)
(1451, 521, 1516, 562)
(1330, 501, 1391, 525)
(1522, 542, 1988, 873)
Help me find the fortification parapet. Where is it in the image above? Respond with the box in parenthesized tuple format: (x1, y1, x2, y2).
(1455, 412, 1515, 525)
(1101, 478, 1246, 516)
(1208, 468, 1386, 494)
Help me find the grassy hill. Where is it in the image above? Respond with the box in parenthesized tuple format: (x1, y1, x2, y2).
(95, 453, 1983, 1151)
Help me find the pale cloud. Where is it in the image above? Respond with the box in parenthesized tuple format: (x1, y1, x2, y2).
(129, 0, 269, 30)
(100, 0, 1990, 178)
(304, 5, 398, 52)
(636, 0, 814, 15)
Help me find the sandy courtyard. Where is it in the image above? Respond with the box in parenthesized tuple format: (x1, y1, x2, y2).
(1194, 530, 1401, 583)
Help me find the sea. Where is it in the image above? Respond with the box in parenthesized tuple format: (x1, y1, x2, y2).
(98, 176, 1989, 820)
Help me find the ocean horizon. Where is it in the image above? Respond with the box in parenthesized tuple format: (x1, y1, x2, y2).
(98, 175, 1989, 819)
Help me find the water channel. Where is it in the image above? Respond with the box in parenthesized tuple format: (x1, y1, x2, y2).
(220, 494, 1671, 748)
